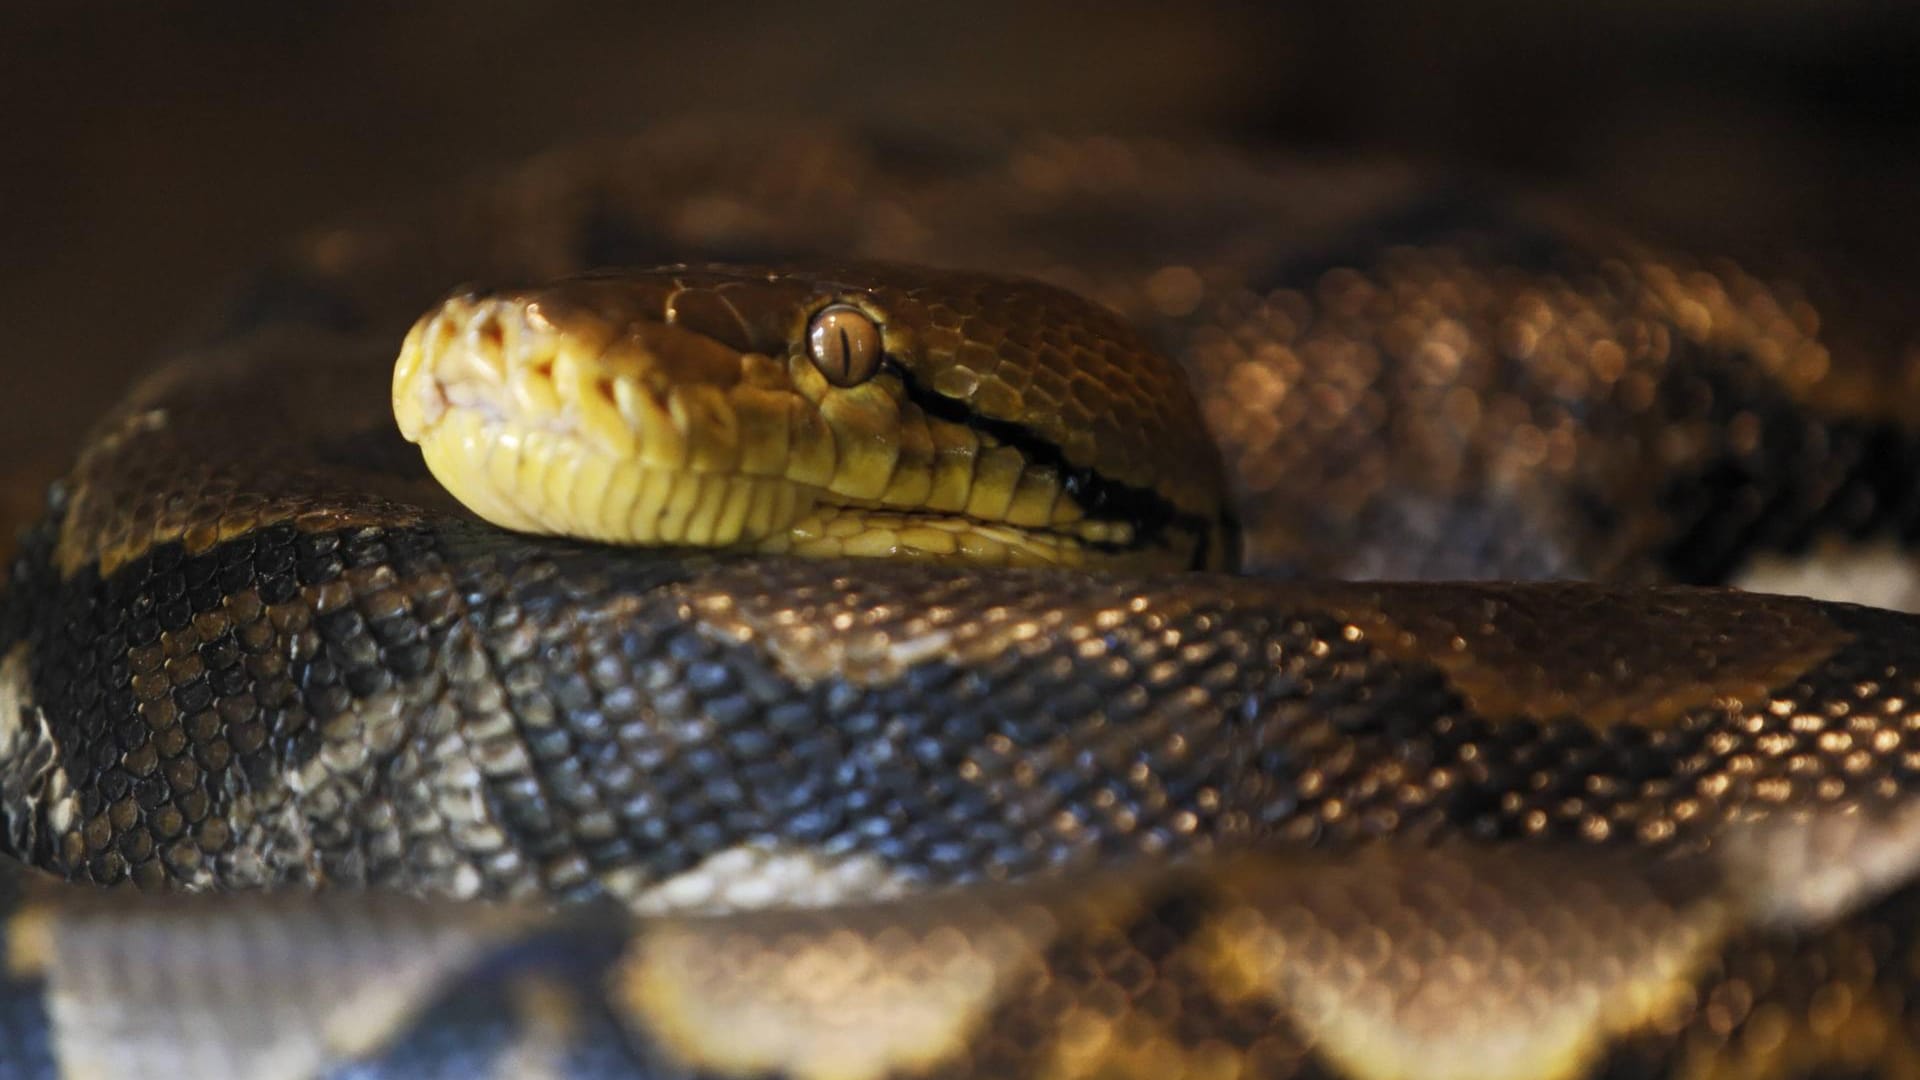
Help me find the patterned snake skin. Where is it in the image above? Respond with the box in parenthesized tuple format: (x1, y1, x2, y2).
(5, 123, 1920, 1078)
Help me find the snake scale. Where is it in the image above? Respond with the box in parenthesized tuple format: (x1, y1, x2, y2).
(5, 122, 1920, 1078)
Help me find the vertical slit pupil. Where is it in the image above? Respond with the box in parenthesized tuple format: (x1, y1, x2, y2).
(811, 305, 878, 386)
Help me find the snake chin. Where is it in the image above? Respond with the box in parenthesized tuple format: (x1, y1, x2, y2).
(773, 503, 1136, 567)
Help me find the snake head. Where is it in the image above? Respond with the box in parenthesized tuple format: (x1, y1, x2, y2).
(394, 262, 1229, 571)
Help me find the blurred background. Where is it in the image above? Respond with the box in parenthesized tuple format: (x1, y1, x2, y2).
(3, 2, 1918, 533)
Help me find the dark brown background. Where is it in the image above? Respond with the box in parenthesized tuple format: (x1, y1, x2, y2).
(4, 2, 1917, 535)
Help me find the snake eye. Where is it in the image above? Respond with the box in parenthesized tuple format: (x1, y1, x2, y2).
(806, 304, 883, 387)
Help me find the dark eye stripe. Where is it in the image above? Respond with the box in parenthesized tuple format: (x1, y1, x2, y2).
(882, 360, 1218, 567)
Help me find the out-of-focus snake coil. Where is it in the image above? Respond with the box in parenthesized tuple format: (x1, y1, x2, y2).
(4, 124, 1920, 1079)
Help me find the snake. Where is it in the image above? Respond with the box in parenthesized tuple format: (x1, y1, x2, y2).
(3, 123, 1920, 1078)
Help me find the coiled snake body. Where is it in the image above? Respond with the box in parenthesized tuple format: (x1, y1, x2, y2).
(4, 125, 1920, 1078)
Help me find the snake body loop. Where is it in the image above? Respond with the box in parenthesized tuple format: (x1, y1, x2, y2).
(4, 125, 1920, 1078)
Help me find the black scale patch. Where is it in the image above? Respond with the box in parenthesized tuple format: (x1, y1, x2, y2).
(1652, 347, 1920, 584)
(322, 918, 651, 1080)
(1, 513, 453, 887)
(934, 880, 1329, 1080)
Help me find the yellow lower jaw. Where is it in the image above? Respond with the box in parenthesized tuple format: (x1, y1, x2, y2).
(417, 411, 1147, 569)
(416, 410, 813, 547)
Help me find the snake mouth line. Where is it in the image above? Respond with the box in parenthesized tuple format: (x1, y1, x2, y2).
(883, 361, 1217, 569)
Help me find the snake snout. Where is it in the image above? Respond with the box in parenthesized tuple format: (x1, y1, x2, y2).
(393, 288, 814, 546)
(394, 296, 515, 435)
